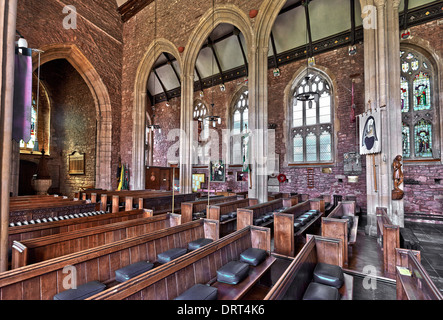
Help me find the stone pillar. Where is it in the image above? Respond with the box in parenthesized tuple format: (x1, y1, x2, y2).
(0, 0, 17, 272)
(179, 74, 194, 194)
(247, 43, 269, 203)
(360, 0, 404, 236)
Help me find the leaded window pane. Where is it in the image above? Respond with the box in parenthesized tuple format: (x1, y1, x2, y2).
(413, 72, 431, 111)
(414, 119, 432, 158)
(402, 124, 410, 158)
(306, 133, 317, 162)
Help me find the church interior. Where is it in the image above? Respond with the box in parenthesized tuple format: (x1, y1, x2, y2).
(0, 0, 442, 304)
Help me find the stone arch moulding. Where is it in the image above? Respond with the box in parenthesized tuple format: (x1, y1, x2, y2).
(282, 64, 339, 166)
(32, 43, 113, 190)
(177, 4, 254, 193)
(132, 39, 183, 190)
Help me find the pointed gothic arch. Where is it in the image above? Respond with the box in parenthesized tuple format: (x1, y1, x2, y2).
(32, 43, 112, 190)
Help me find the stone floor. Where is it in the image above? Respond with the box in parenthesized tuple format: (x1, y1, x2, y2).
(404, 220, 443, 293)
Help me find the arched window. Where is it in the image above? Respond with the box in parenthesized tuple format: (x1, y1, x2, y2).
(230, 88, 249, 164)
(193, 101, 210, 165)
(400, 48, 439, 160)
(289, 70, 334, 163)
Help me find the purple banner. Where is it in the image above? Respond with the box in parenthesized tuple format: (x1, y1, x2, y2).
(12, 48, 33, 143)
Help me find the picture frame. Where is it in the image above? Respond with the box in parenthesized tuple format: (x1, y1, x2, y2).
(68, 151, 85, 175)
(209, 160, 225, 182)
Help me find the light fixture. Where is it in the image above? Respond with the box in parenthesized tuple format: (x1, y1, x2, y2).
(204, 103, 221, 128)
(296, 0, 319, 104)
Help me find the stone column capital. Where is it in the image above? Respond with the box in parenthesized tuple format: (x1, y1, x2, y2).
(374, 0, 386, 8)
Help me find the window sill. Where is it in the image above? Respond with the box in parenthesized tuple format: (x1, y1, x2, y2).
(287, 162, 334, 168)
(404, 159, 441, 165)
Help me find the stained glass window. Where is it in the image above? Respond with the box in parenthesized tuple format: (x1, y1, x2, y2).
(230, 88, 249, 164)
(290, 70, 333, 163)
(413, 72, 431, 111)
(400, 47, 439, 160)
(414, 119, 432, 158)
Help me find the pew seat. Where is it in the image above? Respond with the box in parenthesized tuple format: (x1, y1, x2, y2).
(157, 247, 188, 264)
(174, 284, 218, 300)
(187, 238, 213, 251)
(53, 280, 106, 300)
(400, 227, 420, 250)
(303, 282, 340, 300)
(115, 261, 154, 283)
(211, 250, 276, 300)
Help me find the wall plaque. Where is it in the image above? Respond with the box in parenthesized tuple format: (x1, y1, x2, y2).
(69, 151, 85, 175)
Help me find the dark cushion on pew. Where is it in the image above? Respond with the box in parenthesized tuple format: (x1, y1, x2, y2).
(157, 247, 188, 264)
(174, 284, 218, 300)
(228, 211, 237, 219)
(313, 263, 344, 289)
(188, 238, 213, 251)
(254, 218, 264, 226)
(115, 261, 154, 282)
(293, 222, 302, 232)
(53, 280, 106, 300)
(295, 217, 308, 226)
(216, 261, 250, 285)
(240, 248, 267, 267)
(263, 213, 274, 220)
(220, 214, 230, 222)
(308, 209, 320, 215)
(299, 214, 313, 221)
(302, 282, 340, 300)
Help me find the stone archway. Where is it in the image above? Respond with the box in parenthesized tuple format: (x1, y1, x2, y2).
(179, 4, 254, 194)
(131, 39, 183, 190)
(32, 43, 113, 190)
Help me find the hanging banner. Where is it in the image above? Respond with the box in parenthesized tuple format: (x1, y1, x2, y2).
(358, 108, 381, 155)
(12, 47, 33, 143)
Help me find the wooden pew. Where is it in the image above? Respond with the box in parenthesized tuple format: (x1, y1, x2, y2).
(8, 209, 152, 250)
(236, 196, 299, 231)
(376, 207, 400, 276)
(0, 218, 219, 300)
(395, 248, 443, 300)
(273, 198, 325, 257)
(264, 234, 353, 300)
(96, 190, 177, 212)
(9, 200, 98, 224)
(207, 198, 259, 237)
(137, 192, 198, 216)
(11, 212, 181, 269)
(86, 225, 272, 300)
(180, 195, 240, 223)
(321, 200, 358, 266)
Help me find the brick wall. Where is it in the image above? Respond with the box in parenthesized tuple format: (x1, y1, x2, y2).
(16, 0, 123, 189)
(401, 20, 443, 215)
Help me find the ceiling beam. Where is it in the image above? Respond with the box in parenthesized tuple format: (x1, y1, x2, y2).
(153, 69, 169, 102)
(164, 53, 181, 85)
(117, 0, 154, 22)
(402, 0, 410, 30)
(195, 67, 204, 91)
(303, 0, 313, 57)
(207, 39, 224, 85)
(350, 0, 356, 45)
(234, 28, 248, 76)
(270, 31, 279, 69)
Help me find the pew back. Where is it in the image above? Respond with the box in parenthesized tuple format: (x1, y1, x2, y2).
(264, 235, 344, 300)
(11, 213, 180, 269)
(396, 248, 443, 300)
(0, 219, 219, 300)
(8, 209, 151, 249)
(87, 225, 271, 300)
(376, 207, 400, 275)
(180, 195, 239, 223)
(273, 199, 325, 257)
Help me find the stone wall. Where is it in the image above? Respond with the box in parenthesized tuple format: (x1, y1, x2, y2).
(401, 20, 443, 216)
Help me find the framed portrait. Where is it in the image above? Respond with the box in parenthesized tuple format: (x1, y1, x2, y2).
(209, 160, 225, 182)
